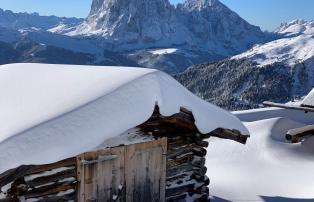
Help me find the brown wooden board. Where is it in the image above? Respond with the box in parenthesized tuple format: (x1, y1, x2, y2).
(77, 146, 125, 202)
(125, 138, 167, 202)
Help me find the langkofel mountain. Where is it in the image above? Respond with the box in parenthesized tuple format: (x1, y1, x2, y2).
(64, 0, 267, 55)
(0, 0, 270, 73)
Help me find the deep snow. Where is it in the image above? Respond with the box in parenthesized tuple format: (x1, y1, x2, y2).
(208, 107, 314, 201)
(0, 63, 248, 174)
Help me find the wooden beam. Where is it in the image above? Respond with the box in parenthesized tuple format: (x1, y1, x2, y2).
(0, 165, 34, 188)
(28, 157, 76, 175)
(286, 130, 314, 143)
(26, 168, 76, 187)
(263, 101, 314, 113)
(24, 181, 76, 199)
(209, 128, 249, 144)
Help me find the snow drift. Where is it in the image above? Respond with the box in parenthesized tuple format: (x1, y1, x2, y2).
(208, 107, 314, 201)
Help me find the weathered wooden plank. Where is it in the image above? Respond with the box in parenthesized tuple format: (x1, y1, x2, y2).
(160, 138, 167, 202)
(82, 151, 97, 202)
(0, 165, 34, 188)
(77, 146, 125, 202)
(167, 153, 194, 168)
(166, 183, 195, 197)
(194, 140, 209, 148)
(24, 181, 76, 199)
(125, 138, 166, 202)
(76, 154, 84, 202)
(97, 146, 125, 202)
(28, 157, 76, 175)
(286, 131, 314, 143)
(26, 168, 76, 187)
(210, 128, 249, 144)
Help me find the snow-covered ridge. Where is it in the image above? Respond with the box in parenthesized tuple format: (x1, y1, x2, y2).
(276, 19, 314, 36)
(0, 8, 83, 31)
(0, 63, 248, 173)
(233, 19, 314, 67)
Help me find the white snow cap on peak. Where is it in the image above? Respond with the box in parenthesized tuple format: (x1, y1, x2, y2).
(182, 0, 219, 10)
(276, 19, 314, 35)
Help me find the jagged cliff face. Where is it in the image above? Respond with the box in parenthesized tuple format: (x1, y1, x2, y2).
(72, 0, 189, 47)
(178, 0, 266, 54)
(67, 0, 267, 53)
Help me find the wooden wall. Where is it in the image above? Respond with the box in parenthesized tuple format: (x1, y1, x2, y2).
(0, 158, 77, 201)
(0, 139, 167, 202)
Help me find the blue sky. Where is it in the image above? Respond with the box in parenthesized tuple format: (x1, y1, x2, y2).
(0, 0, 313, 31)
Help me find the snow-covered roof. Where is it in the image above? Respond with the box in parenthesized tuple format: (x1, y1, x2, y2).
(301, 88, 314, 107)
(0, 63, 249, 173)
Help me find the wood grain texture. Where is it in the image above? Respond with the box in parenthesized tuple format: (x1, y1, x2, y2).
(125, 138, 166, 202)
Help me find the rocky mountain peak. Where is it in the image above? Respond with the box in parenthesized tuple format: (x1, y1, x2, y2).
(70, 0, 187, 47)
(66, 0, 267, 54)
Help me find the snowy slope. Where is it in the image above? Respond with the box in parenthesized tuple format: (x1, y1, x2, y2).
(176, 20, 314, 110)
(276, 19, 314, 36)
(208, 107, 314, 201)
(233, 19, 314, 67)
(0, 63, 248, 173)
(172, 19, 314, 110)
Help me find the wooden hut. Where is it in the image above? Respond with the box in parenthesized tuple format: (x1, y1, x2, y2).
(0, 64, 249, 202)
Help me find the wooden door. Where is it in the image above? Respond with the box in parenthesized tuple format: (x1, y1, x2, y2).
(77, 146, 125, 202)
(77, 138, 167, 202)
(125, 139, 167, 202)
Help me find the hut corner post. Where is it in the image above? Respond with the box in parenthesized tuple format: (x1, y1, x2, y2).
(165, 135, 210, 201)
(140, 106, 210, 201)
